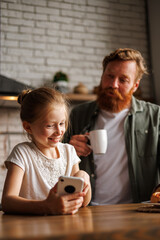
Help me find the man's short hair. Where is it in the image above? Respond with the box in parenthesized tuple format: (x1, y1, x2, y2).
(102, 48, 148, 81)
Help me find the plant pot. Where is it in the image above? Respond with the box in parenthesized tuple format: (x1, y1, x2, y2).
(54, 81, 69, 93)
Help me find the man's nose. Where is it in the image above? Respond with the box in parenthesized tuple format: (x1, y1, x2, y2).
(110, 78, 119, 88)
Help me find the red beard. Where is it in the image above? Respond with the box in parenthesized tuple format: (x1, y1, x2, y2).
(97, 86, 134, 113)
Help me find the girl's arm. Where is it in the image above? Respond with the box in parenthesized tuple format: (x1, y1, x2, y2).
(71, 163, 92, 207)
(2, 163, 85, 215)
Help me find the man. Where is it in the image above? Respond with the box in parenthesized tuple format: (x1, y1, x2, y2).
(64, 48, 160, 205)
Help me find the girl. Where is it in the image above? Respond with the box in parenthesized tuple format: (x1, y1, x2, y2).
(1, 87, 91, 215)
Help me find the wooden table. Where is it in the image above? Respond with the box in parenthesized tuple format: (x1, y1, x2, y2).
(0, 203, 160, 240)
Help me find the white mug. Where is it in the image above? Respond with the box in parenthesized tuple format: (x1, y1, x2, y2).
(87, 129, 107, 154)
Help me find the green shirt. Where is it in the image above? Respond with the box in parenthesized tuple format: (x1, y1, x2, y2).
(64, 97, 160, 203)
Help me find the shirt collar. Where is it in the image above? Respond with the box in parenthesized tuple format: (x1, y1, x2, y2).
(129, 96, 143, 114)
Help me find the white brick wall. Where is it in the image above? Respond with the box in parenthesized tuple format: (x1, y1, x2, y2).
(1, 0, 151, 94)
(0, 108, 27, 200)
(0, 0, 152, 199)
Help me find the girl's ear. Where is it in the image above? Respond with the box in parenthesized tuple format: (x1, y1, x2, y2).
(23, 121, 32, 134)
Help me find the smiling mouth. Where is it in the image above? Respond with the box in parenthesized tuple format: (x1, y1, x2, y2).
(48, 137, 60, 142)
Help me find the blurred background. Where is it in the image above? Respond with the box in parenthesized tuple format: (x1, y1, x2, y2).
(0, 0, 160, 198)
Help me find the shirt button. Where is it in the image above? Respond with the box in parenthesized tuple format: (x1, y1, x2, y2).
(145, 130, 148, 134)
(91, 173, 95, 178)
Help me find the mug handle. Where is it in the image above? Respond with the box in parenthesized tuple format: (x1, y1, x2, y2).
(84, 134, 92, 150)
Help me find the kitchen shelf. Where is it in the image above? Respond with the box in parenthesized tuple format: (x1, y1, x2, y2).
(0, 93, 97, 108)
(66, 93, 97, 102)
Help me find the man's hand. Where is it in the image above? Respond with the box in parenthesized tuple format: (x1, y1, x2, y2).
(69, 134, 92, 157)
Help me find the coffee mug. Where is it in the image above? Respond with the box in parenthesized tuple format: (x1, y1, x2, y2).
(86, 129, 107, 154)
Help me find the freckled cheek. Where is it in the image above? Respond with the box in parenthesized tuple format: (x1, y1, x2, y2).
(40, 129, 51, 137)
(60, 129, 65, 134)
(60, 127, 65, 135)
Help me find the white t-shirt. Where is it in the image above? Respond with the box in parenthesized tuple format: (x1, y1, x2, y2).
(91, 108, 132, 205)
(5, 142, 80, 200)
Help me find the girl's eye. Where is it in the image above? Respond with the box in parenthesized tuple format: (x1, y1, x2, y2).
(46, 124, 54, 128)
(119, 78, 125, 83)
(60, 122, 65, 126)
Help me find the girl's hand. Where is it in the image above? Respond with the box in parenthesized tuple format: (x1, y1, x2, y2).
(73, 170, 91, 206)
(44, 184, 85, 215)
(74, 170, 90, 189)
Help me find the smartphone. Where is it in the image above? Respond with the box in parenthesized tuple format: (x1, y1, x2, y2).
(57, 176, 84, 196)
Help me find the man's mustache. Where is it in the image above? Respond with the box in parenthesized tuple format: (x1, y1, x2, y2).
(100, 87, 124, 101)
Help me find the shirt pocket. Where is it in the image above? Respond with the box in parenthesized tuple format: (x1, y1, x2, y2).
(135, 127, 158, 158)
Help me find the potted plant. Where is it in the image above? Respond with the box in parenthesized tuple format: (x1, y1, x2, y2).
(53, 71, 69, 93)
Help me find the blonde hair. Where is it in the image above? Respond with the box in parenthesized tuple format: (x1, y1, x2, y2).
(102, 48, 148, 81)
(18, 87, 69, 130)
